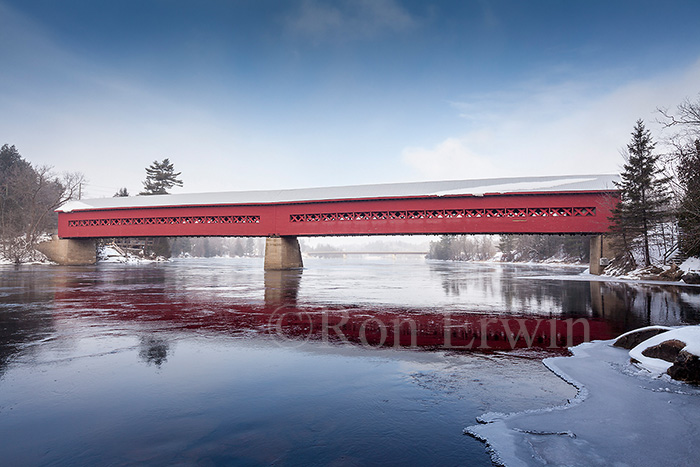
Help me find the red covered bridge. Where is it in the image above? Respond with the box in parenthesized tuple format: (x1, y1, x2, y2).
(50, 174, 619, 271)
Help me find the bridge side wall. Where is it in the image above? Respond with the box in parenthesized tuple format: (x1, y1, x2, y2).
(58, 191, 618, 238)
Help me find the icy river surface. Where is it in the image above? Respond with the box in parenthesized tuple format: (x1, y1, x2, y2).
(1, 257, 699, 466)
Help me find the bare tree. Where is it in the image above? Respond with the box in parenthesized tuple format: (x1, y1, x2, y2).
(26, 168, 84, 242)
(659, 95, 700, 134)
(0, 144, 85, 262)
(658, 95, 700, 257)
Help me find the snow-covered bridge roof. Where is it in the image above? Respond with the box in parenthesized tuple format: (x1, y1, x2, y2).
(58, 174, 620, 212)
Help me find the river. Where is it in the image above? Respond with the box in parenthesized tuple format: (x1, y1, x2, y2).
(1, 257, 699, 466)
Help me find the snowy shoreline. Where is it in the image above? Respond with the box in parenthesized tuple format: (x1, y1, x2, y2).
(527, 272, 700, 288)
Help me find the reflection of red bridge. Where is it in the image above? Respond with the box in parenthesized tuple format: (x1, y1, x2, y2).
(52, 175, 619, 272)
(270, 307, 613, 351)
(53, 289, 615, 352)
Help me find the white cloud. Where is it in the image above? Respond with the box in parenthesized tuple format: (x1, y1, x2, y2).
(402, 137, 497, 180)
(403, 59, 700, 180)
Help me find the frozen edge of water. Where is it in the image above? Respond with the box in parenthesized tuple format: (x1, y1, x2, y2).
(464, 342, 595, 467)
(524, 273, 700, 288)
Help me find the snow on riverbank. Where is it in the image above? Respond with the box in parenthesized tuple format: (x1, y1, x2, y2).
(627, 327, 699, 371)
(0, 250, 51, 265)
(467, 327, 700, 466)
(594, 255, 700, 285)
(97, 245, 164, 264)
(680, 257, 700, 272)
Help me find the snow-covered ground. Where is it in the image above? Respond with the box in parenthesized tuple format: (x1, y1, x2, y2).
(467, 326, 700, 466)
(97, 245, 163, 264)
(1, 243, 162, 265)
(0, 249, 51, 265)
(597, 256, 700, 283)
(628, 326, 700, 374)
(0, 234, 53, 264)
(680, 257, 700, 272)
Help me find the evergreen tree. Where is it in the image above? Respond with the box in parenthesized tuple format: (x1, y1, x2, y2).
(138, 159, 182, 258)
(611, 120, 671, 266)
(0, 144, 29, 173)
(150, 237, 172, 259)
(498, 235, 516, 261)
(428, 235, 455, 260)
(114, 187, 129, 197)
(170, 237, 192, 257)
(244, 237, 256, 256)
(232, 239, 245, 257)
(562, 235, 590, 261)
(140, 159, 183, 195)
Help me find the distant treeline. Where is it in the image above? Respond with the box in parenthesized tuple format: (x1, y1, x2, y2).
(170, 237, 264, 258)
(427, 234, 590, 263)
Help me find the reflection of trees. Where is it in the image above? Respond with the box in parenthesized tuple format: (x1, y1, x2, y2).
(138, 336, 169, 368)
(591, 281, 700, 334)
(427, 262, 700, 333)
(428, 262, 591, 315)
(0, 308, 54, 377)
(428, 262, 498, 298)
(0, 268, 56, 376)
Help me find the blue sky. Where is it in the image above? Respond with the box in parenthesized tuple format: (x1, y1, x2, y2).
(2, 0, 700, 197)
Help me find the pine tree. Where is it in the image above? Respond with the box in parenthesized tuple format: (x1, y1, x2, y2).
(113, 187, 129, 197)
(244, 237, 256, 256)
(428, 235, 455, 260)
(611, 120, 671, 266)
(140, 159, 183, 195)
(138, 159, 182, 258)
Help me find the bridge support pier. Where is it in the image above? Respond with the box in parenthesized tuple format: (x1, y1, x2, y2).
(36, 235, 97, 265)
(264, 236, 303, 270)
(589, 235, 613, 275)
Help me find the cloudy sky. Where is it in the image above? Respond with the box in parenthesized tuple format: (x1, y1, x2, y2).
(2, 0, 700, 198)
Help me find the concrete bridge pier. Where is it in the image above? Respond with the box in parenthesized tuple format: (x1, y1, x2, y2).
(589, 235, 614, 275)
(36, 235, 97, 265)
(264, 236, 303, 270)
